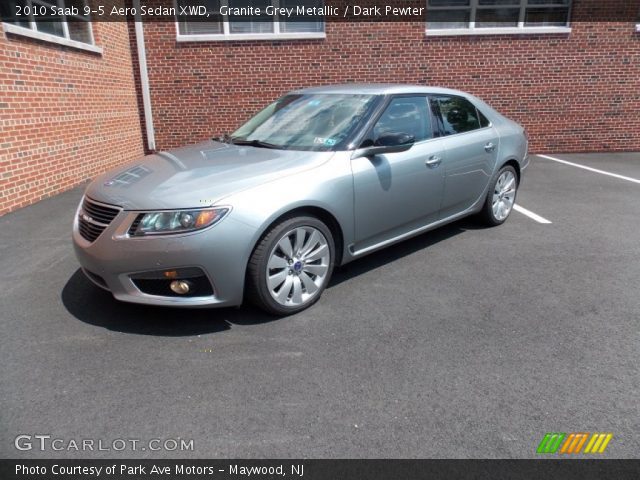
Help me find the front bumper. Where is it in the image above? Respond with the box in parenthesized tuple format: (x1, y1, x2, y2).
(72, 198, 255, 308)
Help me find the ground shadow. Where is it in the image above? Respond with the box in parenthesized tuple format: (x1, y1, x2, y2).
(61, 270, 277, 337)
(62, 217, 478, 336)
(330, 217, 477, 286)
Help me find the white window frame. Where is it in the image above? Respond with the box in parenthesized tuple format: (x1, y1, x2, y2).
(426, 0, 572, 36)
(175, 0, 326, 42)
(2, 0, 101, 53)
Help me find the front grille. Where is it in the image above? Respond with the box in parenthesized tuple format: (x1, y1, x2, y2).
(78, 197, 120, 242)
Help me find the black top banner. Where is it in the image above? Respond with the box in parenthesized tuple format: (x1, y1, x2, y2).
(1, 0, 638, 23)
(2, 459, 640, 480)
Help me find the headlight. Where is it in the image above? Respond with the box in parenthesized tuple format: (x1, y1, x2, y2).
(130, 207, 229, 236)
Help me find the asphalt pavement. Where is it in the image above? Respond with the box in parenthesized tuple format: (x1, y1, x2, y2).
(0, 153, 638, 458)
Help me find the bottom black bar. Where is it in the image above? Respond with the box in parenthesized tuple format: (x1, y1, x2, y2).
(1, 459, 639, 480)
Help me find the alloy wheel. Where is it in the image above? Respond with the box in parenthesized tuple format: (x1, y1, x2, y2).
(492, 170, 517, 221)
(266, 226, 331, 307)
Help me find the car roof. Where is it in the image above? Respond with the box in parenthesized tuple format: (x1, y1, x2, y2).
(290, 83, 470, 97)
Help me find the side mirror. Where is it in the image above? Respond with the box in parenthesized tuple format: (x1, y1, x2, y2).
(351, 132, 415, 159)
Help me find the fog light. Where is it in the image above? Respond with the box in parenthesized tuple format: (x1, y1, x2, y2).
(169, 280, 191, 295)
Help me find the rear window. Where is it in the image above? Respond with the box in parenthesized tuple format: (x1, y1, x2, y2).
(431, 95, 489, 135)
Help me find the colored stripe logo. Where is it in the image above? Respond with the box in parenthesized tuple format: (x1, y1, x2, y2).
(537, 433, 565, 454)
(584, 433, 613, 454)
(537, 433, 613, 454)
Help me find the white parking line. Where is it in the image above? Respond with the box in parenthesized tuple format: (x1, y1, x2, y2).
(538, 154, 640, 185)
(513, 204, 552, 224)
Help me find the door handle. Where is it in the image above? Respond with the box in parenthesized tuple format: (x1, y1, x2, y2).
(425, 156, 442, 168)
(484, 142, 496, 153)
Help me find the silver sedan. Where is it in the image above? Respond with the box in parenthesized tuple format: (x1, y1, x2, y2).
(73, 84, 528, 315)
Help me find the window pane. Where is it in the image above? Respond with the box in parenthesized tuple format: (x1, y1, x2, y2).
(475, 8, 520, 27)
(228, 0, 273, 34)
(36, 20, 65, 37)
(428, 0, 470, 6)
(427, 10, 470, 29)
(525, 8, 569, 27)
(178, 19, 223, 35)
(1, 0, 29, 27)
(280, 19, 323, 33)
(373, 97, 432, 142)
(280, 0, 324, 33)
(65, 0, 87, 12)
(435, 96, 481, 135)
(67, 20, 92, 43)
(479, 0, 519, 4)
(177, 0, 223, 35)
(34, 2, 65, 39)
(528, 0, 569, 4)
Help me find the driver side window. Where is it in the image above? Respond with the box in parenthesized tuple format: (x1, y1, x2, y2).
(371, 96, 432, 144)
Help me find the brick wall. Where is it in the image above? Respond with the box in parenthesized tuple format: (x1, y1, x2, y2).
(142, 1, 639, 154)
(0, 22, 144, 215)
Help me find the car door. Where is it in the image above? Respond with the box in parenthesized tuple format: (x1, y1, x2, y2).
(351, 95, 446, 252)
(430, 95, 500, 219)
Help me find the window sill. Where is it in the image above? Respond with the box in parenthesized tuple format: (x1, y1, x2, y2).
(426, 26, 572, 37)
(176, 32, 326, 42)
(2, 23, 102, 54)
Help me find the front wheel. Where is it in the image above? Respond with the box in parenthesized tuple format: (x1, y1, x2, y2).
(246, 216, 335, 315)
(480, 165, 518, 226)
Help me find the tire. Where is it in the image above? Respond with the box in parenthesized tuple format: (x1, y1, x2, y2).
(480, 164, 518, 226)
(246, 215, 335, 316)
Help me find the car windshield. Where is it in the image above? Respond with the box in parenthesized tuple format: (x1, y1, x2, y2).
(230, 94, 379, 151)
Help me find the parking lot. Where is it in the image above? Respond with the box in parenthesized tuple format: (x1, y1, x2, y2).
(0, 153, 638, 458)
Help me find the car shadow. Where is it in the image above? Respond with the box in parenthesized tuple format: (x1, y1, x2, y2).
(62, 217, 479, 336)
(329, 217, 476, 286)
(61, 270, 277, 337)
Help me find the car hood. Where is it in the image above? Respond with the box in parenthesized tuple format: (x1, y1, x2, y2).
(85, 141, 333, 210)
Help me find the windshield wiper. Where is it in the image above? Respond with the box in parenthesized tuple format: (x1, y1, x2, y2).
(229, 138, 280, 149)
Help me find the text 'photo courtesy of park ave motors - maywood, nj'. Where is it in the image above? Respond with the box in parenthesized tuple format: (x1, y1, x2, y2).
(15, 463, 304, 477)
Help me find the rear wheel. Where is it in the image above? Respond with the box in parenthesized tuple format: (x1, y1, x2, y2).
(246, 216, 335, 315)
(480, 165, 518, 226)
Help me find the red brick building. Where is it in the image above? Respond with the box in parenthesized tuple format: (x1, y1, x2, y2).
(0, 17, 145, 215)
(1, 0, 639, 215)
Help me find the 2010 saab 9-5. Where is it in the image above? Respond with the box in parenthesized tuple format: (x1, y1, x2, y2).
(73, 84, 528, 315)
